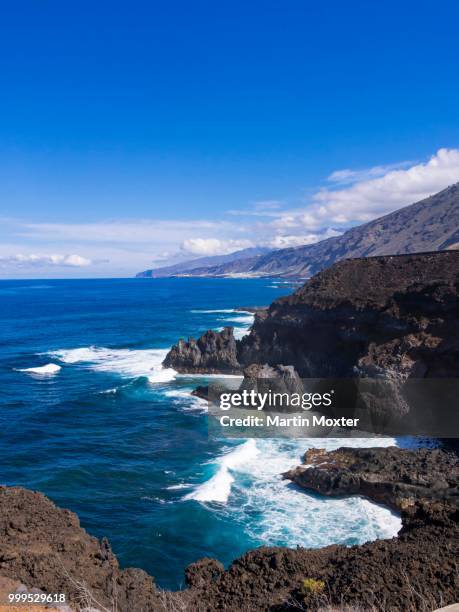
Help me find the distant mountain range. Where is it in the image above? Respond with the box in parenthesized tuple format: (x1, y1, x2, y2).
(136, 247, 272, 278)
(136, 183, 459, 278)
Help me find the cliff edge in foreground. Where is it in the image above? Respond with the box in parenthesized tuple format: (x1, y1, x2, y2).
(0, 445, 458, 610)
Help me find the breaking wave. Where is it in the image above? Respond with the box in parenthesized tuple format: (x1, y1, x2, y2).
(183, 439, 259, 503)
(17, 363, 61, 376)
(48, 346, 176, 382)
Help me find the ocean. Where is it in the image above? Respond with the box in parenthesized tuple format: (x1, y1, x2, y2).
(0, 277, 402, 589)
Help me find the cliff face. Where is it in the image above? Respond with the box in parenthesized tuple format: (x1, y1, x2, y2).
(164, 251, 459, 382)
(238, 251, 459, 379)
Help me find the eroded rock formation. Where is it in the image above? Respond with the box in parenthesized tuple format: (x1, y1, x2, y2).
(163, 326, 240, 374)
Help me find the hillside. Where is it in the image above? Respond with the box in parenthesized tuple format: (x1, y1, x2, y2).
(139, 183, 459, 278)
(248, 182, 459, 277)
(136, 246, 272, 277)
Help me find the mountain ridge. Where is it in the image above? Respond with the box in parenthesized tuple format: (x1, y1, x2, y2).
(137, 182, 459, 278)
(136, 246, 272, 278)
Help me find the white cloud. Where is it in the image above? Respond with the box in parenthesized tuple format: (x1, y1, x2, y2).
(312, 148, 459, 225)
(269, 228, 342, 249)
(269, 234, 319, 248)
(18, 219, 236, 243)
(181, 238, 254, 256)
(0, 253, 93, 267)
(270, 148, 459, 232)
(327, 161, 414, 185)
(227, 200, 285, 217)
(2, 147, 457, 278)
(252, 200, 284, 211)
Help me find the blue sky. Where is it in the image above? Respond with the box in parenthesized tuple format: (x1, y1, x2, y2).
(1, 0, 459, 277)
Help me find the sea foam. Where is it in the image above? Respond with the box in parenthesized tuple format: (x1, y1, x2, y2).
(190, 308, 254, 340)
(18, 363, 61, 376)
(186, 437, 402, 547)
(49, 346, 176, 382)
(183, 439, 259, 503)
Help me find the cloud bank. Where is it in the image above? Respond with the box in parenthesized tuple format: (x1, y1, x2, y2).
(0, 254, 93, 267)
(181, 238, 254, 256)
(308, 148, 459, 227)
(1, 147, 458, 276)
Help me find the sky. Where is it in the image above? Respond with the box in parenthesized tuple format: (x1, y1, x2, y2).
(1, 0, 459, 278)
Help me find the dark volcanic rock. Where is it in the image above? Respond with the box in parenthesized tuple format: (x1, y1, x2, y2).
(167, 252, 459, 431)
(239, 363, 305, 412)
(163, 326, 241, 374)
(284, 446, 459, 512)
(0, 486, 161, 611)
(238, 251, 459, 380)
(184, 500, 459, 611)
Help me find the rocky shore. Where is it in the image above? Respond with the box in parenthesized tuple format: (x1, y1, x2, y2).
(164, 251, 459, 434)
(283, 446, 459, 513)
(2, 251, 457, 610)
(164, 251, 459, 380)
(0, 445, 458, 611)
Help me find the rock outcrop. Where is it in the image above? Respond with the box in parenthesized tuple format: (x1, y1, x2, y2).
(238, 363, 305, 412)
(284, 446, 459, 512)
(238, 251, 459, 380)
(0, 486, 161, 611)
(163, 326, 241, 374)
(164, 251, 459, 380)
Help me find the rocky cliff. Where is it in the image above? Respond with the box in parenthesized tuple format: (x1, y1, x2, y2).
(163, 326, 240, 374)
(1, 446, 458, 611)
(164, 251, 459, 381)
(0, 487, 161, 611)
(238, 250, 459, 380)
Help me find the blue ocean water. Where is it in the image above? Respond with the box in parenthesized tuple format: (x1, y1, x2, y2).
(0, 278, 402, 589)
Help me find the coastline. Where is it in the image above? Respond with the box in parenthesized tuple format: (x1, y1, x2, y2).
(0, 441, 457, 611)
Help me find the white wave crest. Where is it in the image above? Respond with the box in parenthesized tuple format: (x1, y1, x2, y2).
(48, 346, 176, 382)
(183, 439, 259, 503)
(163, 389, 208, 411)
(219, 437, 401, 548)
(18, 363, 61, 376)
(190, 309, 237, 313)
(190, 308, 254, 339)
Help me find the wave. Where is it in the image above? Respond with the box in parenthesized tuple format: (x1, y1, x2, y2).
(17, 363, 61, 376)
(163, 389, 208, 412)
(183, 439, 259, 503)
(48, 346, 176, 382)
(226, 437, 401, 548)
(185, 436, 402, 549)
(190, 308, 254, 340)
(190, 309, 238, 314)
